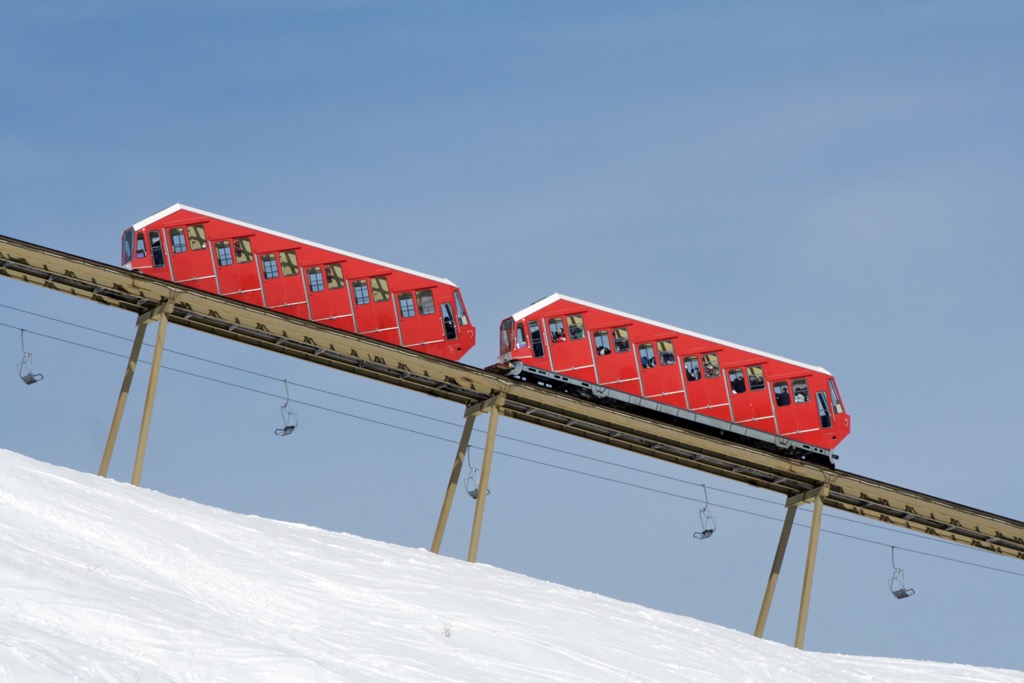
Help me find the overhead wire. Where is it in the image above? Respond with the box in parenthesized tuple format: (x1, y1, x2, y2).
(2, 311, 1022, 579)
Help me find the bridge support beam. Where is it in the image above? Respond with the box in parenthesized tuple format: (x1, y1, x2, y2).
(98, 302, 172, 486)
(430, 393, 505, 562)
(754, 483, 830, 650)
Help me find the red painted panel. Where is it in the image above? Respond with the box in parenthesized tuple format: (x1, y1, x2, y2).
(124, 205, 475, 361)
(504, 294, 850, 451)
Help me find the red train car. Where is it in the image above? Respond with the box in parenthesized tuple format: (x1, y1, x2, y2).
(499, 294, 849, 463)
(121, 204, 475, 361)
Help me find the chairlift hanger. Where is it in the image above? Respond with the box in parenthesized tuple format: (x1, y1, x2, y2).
(693, 484, 717, 540)
(275, 379, 297, 436)
(17, 329, 43, 385)
(889, 546, 915, 599)
(463, 446, 490, 500)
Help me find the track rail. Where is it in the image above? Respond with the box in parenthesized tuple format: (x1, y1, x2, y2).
(3, 233, 1023, 561)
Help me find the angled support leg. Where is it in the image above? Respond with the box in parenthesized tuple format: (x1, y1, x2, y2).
(794, 485, 829, 650)
(97, 301, 172, 484)
(98, 318, 149, 478)
(753, 483, 830, 649)
(467, 397, 503, 563)
(429, 394, 505, 561)
(430, 414, 477, 554)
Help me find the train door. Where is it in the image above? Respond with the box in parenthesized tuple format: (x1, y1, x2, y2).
(634, 339, 685, 408)
(166, 224, 217, 293)
(396, 287, 445, 350)
(591, 324, 641, 394)
(726, 364, 777, 432)
(683, 352, 731, 420)
(306, 263, 356, 332)
(137, 228, 172, 280)
(352, 276, 400, 345)
(772, 377, 818, 438)
(547, 314, 596, 382)
(258, 249, 310, 317)
(213, 236, 263, 306)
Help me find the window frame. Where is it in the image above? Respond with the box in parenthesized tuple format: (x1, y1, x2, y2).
(187, 224, 207, 250)
(397, 292, 416, 318)
(169, 227, 188, 254)
(215, 241, 233, 267)
(261, 253, 280, 279)
(307, 266, 325, 293)
(353, 279, 370, 305)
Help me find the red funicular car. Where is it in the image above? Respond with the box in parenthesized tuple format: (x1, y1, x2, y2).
(499, 293, 849, 463)
(122, 204, 475, 361)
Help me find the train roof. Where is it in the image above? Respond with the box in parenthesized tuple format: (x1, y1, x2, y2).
(130, 203, 458, 287)
(511, 293, 832, 376)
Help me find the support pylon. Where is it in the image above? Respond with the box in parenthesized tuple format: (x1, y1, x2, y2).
(430, 393, 504, 562)
(98, 301, 172, 486)
(753, 483, 830, 650)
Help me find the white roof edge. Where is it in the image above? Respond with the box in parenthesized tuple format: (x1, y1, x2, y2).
(129, 204, 457, 287)
(511, 293, 830, 375)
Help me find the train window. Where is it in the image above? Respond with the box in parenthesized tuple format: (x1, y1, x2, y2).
(416, 289, 435, 315)
(594, 330, 611, 355)
(326, 264, 345, 289)
(149, 231, 165, 268)
(307, 266, 325, 292)
(371, 276, 390, 302)
(280, 251, 299, 277)
(398, 292, 416, 317)
(187, 225, 207, 250)
(792, 378, 809, 403)
(442, 303, 457, 339)
(657, 340, 676, 365)
(215, 241, 233, 267)
(353, 280, 370, 305)
(233, 238, 253, 263)
(703, 353, 721, 378)
(774, 381, 791, 407)
(516, 323, 527, 349)
(135, 232, 147, 258)
(169, 228, 187, 254)
(817, 392, 832, 428)
(639, 343, 656, 369)
(747, 366, 765, 391)
(528, 320, 544, 358)
(829, 379, 845, 414)
(122, 230, 134, 264)
(261, 254, 279, 279)
(549, 317, 565, 342)
(729, 368, 746, 393)
(613, 327, 630, 353)
(684, 356, 701, 381)
(567, 315, 585, 340)
(454, 291, 469, 325)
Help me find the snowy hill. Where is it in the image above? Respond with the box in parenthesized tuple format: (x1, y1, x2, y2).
(1, 447, 1021, 683)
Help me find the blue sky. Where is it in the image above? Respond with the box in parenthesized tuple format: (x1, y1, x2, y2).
(3, 1, 1023, 670)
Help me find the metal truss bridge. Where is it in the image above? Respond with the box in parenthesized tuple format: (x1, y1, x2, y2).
(3, 232, 1022, 649)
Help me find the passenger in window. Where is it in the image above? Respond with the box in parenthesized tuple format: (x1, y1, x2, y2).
(729, 369, 746, 394)
(684, 356, 701, 381)
(774, 382, 791, 407)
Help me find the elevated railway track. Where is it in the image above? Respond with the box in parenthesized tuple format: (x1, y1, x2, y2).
(3, 232, 1022, 648)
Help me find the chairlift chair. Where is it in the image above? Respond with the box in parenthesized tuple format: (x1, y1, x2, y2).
(692, 484, 717, 540)
(463, 447, 490, 500)
(275, 379, 298, 436)
(17, 330, 43, 385)
(889, 547, 915, 599)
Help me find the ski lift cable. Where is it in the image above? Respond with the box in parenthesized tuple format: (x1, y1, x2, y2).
(2, 318, 1022, 580)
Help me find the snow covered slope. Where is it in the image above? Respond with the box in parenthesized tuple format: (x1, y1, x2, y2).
(1, 447, 1020, 682)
